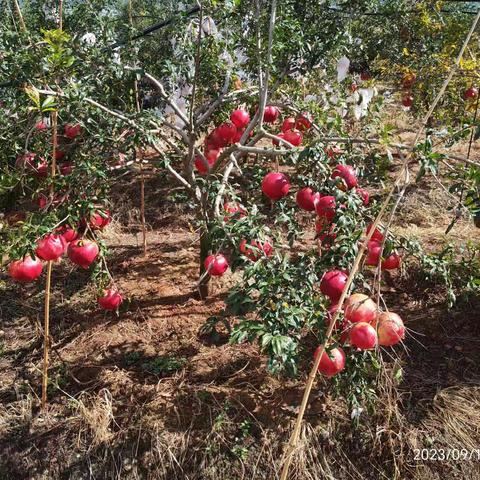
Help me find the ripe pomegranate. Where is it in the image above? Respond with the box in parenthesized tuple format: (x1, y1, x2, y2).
(314, 346, 346, 377)
(230, 109, 250, 129)
(344, 293, 377, 324)
(324, 302, 346, 330)
(377, 312, 405, 346)
(8, 256, 43, 282)
(315, 195, 336, 221)
(295, 112, 312, 131)
(240, 238, 273, 261)
(98, 288, 123, 310)
(464, 86, 478, 100)
(316, 221, 337, 247)
(55, 150, 66, 161)
(402, 72, 416, 89)
(67, 239, 99, 269)
(84, 210, 111, 230)
(350, 83, 358, 93)
(35, 234, 66, 261)
(296, 187, 319, 211)
(64, 123, 82, 139)
(331, 164, 358, 190)
(272, 132, 286, 146)
(360, 71, 372, 81)
(215, 122, 237, 146)
(382, 252, 401, 270)
(349, 322, 377, 350)
(204, 131, 223, 150)
(224, 202, 247, 221)
(195, 153, 216, 174)
(56, 225, 78, 243)
(366, 223, 384, 242)
(35, 119, 48, 131)
(365, 241, 382, 267)
(320, 270, 348, 302)
(281, 117, 296, 132)
(204, 254, 229, 276)
(60, 163, 73, 176)
(402, 94, 413, 108)
(355, 187, 370, 206)
(283, 129, 303, 147)
(324, 146, 343, 159)
(263, 105, 280, 123)
(261, 172, 290, 200)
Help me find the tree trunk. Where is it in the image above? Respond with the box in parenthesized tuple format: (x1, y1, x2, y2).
(198, 230, 211, 299)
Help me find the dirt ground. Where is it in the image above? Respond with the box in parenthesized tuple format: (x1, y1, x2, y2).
(0, 139, 479, 479)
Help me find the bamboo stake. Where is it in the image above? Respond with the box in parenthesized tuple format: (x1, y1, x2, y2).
(279, 9, 480, 480)
(12, 0, 26, 31)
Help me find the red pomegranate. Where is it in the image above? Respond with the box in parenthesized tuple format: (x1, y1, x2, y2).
(98, 288, 123, 310)
(382, 252, 401, 270)
(350, 83, 358, 93)
(316, 221, 337, 247)
(315, 195, 336, 221)
(261, 172, 290, 200)
(85, 210, 111, 230)
(35, 119, 48, 131)
(35, 234, 66, 261)
(349, 322, 377, 350)
(344, 293, 377, 324)
(281, 117, 296, 132)
(263, 105, 280, 123)
(360, 71, 372, 81)
(366, 223, 384, 242)
(355, 187, 370, 206)
(272, 132, 286, 146)
(64, 123, 82, 139)
(55, 150, 66, 161)
(230, 109, 250, 129)
(60, 163, 73, 176)
(365, 241, 382, 267)
(377, 312, 405, 346)
(295, 112, 312, 131)
(296, 187, 319, 211)
(464, 87, 478, 100)
(324, 302, 345, 330)
(195, 151, 218, 174)
(204, 254, 229, 276)
(324, 146, 343, 159)
(283, 129, 303, 147)
(8, 256, 43, 282)
(67, 239, 99, 269)
(240, 238, 273, 261)
(56, 225, 78, 243)
(314, 346, 346, 377)
(331, 164, 358, 190)
(215, 122, 237, 146)
(320, 270, 348, 302)
(402, 94, 413, 108)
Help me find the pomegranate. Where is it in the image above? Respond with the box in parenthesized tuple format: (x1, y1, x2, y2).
(360, 71, 372, 81)
(64, 123, 82, 139)
(315, 195, 336, 221)
(204, 254, 229, 276)
(98, 288, 123, 310)
(60, 163, 73, 176)
(240, 238, 273, 261)
(316, 221, 337, 247)
(344, 293, 377, 324)
(296, 187, 319, 211)
(272, 132, 286, 146)
(8, 256, 43, 282)
(263, 105, 280, 123)
(349, 322, 377, 350)
(35, 234, 66, 261)
(215, 122, 237, 146)
(320, 270, 348, 302)
(35, 119, 48, 131)
(355, 187, 370, 206)
(283, 129, 303, 147)
(365, 241, 382, 267)
(366, 223, 384, 242)
(324, 146, 343, 159)
(402, 94, 413, 108)
(204, 131, 223, 150)
(281, 117, 296, 132)
(230, 109, 250, 129)
(261, 172, 290, 200)
(295, 112, 312, 131)
(314, 346, 346, 377)
(324, 302, 345, 330)
(85, 210, 111, 230)
(195, 152, 217, 174)
(377, 312, 405, 346)
(350, 83, 358, 93)
(67, 239, 99, 269)
(382, 252, 401, 270)
(331, 164, 358, 190)
(56, 225, 78, 243)
(464, 87, 478, 100)
(55, 150, 66, 161)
